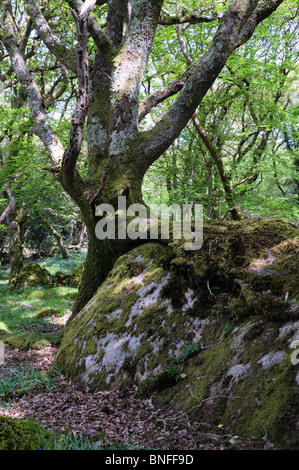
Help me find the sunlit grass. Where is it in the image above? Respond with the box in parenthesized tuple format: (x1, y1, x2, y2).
(36, 248, 87, 275)
(0, 248, 87, 348)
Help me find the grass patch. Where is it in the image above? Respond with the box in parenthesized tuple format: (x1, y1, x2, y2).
(40, 430, 157, 450)
(37, 249, 87, 276)
(0, 250, 86, 349)
(0, 366, 61, 399)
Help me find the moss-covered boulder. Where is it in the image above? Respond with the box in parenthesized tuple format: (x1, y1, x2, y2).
(70, 263, 85, 287)
(0, 330, 33, 351)
(33, 307, 61, 318)
(15, 263, 51, 288)
(55, 219, 299, 448)
(0, 416, 53, 450)
(52, 271, 72, 286)
(0, 329, 54, 351)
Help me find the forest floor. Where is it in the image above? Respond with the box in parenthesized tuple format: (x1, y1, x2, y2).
(0, 252, 279, 451)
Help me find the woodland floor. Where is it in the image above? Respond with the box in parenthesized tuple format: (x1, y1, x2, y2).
(1, 338, 278, 450)
(0, 250, 283, 450)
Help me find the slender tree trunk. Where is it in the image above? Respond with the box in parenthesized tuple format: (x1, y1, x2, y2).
(7, 208, 24, 287)
(35, 210, 69, 259)
(72, 218, 86, 246)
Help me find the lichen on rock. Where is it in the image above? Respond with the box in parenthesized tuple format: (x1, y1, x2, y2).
(55, 218, 299, 448)
(55, 243, 203, 390)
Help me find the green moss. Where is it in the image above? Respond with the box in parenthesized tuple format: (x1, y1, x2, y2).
(70, 262, 85, 287)
(135, 304, 167, 338)
(53, 271, 71, 286)
(0, 331, 31, 350)
(97, 347, 105, 362)
(224, 357, 297, 445)
(171, 218, 298, 285)
(0, 329, 59, 351)
(23, 289, 47, 300)
(83, 337, 98, 356)
(0, 416, 53, 450)
(135, 343, 154, 361)
(33, 307, 60, 318)
(54, 220, 298, 447)
(15, 264, 51, 288)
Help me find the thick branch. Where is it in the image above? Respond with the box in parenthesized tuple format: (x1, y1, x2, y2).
(62, 3, 94, 179)
(25, 0, 77, 73)
(66, 0, 112, 52)
(109, 0, 164, 152)
(138, 0, 284, 171)
(0, 190, 15, 224)
(105, 0, 130, 48)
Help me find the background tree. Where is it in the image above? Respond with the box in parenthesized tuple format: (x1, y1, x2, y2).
(143, 1, 299, 221)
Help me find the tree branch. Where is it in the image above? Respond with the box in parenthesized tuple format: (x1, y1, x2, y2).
(108, 0, 164, 151)
(1, 2, 65, 166)
(138, 67, 194, 122)
(0, 189, 15, 224)
(44, 66, 70, 109)
(138, 0, 284, 171)
(25, 0, 78, 73)
(61, 3, 94, 179)
(159, 12, 223, 26)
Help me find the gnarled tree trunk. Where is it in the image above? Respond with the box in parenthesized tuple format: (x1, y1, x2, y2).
(0, 0, 285, 314)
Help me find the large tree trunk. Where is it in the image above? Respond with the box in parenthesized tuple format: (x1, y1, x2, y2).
(71, 164, 146, 314)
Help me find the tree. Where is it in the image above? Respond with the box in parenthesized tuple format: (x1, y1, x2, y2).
(0, 0, 287, 314)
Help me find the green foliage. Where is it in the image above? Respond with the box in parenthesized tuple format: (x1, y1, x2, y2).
(142, 1, 299, 221)
(40, 429, 157, 451)
(0, 249, 86, 349)
(0, 416, 53, 450)
(0, 365, 61, 399)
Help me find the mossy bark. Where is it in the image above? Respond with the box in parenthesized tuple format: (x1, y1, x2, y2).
(70, 159, 148, 315)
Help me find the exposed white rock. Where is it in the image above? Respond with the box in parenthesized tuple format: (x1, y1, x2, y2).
(257, 351, 286, 369)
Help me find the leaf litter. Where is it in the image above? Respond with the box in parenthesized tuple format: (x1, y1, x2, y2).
(0, 346, 276, 450)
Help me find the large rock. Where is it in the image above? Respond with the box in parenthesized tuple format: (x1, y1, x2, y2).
(55, 219, 299, 447)
(70, 262, 85, 287)
(15, 263, 51, 288)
